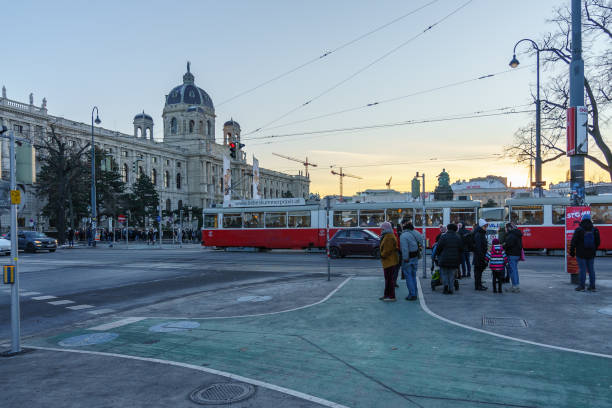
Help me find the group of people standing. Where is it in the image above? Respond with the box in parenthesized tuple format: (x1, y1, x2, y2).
(379, 218, 525, 301)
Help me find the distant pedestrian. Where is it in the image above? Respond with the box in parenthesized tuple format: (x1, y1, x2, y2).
(503, 223, 523, 293)
(472, 219, 489, 291)
(486, 238, 508, 294)
(67, 227, 74, 248)
(400, 222, 423, 301)
(435, 223, 463, 294)
(379, 221, 399, 302)
(457, 222, 472, 278)
(570, 214, 600, 292)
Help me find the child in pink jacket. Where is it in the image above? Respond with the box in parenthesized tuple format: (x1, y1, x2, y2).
(486, 238, 509, 294)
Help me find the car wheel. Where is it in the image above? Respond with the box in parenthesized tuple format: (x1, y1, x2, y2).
(329, 247, 341, 259)
(372, 248, 381, 259)
(49, 249, 56, 253)
(26, 243, 36, 253)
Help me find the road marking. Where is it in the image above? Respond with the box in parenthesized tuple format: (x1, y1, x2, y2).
(89, 317, 147, 331)
(415, 278, 612, 359)
(48, 300, 75, 305)
(20, 291, 41, 296)
(87, 308, 115, 315)
(32, 295, 57, 300)
(26, 346, 350, 408)
(66, 304, 95, 310)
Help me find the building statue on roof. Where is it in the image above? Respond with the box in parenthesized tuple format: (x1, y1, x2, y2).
(434, 168, 453, 201)
(29, 92, 34, 105)
(42, 97, 47, 110)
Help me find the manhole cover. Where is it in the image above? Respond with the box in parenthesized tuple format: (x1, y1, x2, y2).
(482, 316, 528, 328)
(58, 332, 119, 347)
(598, 306, 612, 316)
(189, 382, 256, 405)
(237, 295, 272, 303)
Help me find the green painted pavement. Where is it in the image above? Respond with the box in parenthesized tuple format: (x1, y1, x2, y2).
(30, 278, 612, 408)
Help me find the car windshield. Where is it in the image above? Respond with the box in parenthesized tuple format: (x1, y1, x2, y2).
(364, 230, 380, 239)
(25, 232, 47, 238)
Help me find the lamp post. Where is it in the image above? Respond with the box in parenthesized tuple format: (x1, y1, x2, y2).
(91, 106, 101, 247)
(509, 38, 543, 197)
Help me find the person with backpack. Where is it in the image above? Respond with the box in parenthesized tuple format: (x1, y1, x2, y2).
(379, 221, 399, 302)
(472, 219, 489, 291)
(435, 223, 463, 294)
(503, 223, 523, 293)
(457, 223, 472, 278)
(486, 238, 509, 294)
(400, 222, 423, 301)
(570, 213, 600, 292)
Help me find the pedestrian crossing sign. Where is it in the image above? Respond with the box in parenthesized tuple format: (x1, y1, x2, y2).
(3, 265, 15, 284)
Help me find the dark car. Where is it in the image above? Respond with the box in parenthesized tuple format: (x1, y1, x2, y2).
(329, 228, 380, 258)
(18, 231, 57, 253)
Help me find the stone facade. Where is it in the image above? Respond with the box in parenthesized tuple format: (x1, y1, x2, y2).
(0, 66, 309, 230)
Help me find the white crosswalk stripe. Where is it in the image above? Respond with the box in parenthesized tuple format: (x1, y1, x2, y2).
(48, 300, 75, 305)
(20, 291, 41, 296)
(66, 304, 95, 310)
(87, 308, 115, 315)
(32, 295, 57, 300)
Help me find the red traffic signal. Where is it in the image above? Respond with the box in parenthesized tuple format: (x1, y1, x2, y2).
(229, 142, 237, 159)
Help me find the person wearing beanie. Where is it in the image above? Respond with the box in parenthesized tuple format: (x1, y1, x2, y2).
(570, 213, 600, 291)
(472, 219, 489, 291)
(503, 223, 524, 293)
(379, 221, 399, 301)
(486, 238, 509, 293)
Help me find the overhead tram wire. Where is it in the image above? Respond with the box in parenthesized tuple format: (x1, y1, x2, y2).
(259, 64, 534, 132)
(245, 105, 534, 145)
(245, 0, 474, 136)
(216, 0, 440, 107)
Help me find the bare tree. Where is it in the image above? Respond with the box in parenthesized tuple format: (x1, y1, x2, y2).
(506, 0, 612, 180)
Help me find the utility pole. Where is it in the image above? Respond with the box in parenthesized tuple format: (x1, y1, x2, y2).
(569, 0, 585, 206)
(325, 196, 331, 281)
(179, 208, 183, 248)
(158, 205, 162, 248)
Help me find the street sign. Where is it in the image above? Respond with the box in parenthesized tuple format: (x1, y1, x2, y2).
(10, 190, 20, 205)
(118, 214, 126, 223)
(156, 215, 161, 222)
(531, 181, 547, 187)
(3, 265, 15, 284)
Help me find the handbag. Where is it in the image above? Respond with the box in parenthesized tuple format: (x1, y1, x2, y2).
(520, 248, 526, 262)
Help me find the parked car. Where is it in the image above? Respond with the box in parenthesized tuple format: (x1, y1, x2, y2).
(0, 238, 10, 255)
(329, 228, 380, 258)
(18, 231, 57, 253)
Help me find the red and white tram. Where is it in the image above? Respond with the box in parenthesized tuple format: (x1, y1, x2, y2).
(201, 200, 481, 249)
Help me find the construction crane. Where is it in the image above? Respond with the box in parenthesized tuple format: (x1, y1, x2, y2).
(386, 176, 392, 190)
(272, 153, 318, 178)
(331, 167, 362, 201)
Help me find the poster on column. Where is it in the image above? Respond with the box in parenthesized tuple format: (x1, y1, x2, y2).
(565, 206, 591, 274)
(252, 155, 261, 200)
(223, 155, 231, 207)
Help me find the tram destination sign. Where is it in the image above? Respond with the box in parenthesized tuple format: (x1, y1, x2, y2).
(229, 198, 305, 207)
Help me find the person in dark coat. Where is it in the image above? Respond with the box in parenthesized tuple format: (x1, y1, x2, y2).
(472, 219, 489, 291)
(435, 223, 463, 294)
(503, 222, 523, 293)
(457, 223, 471, 278)
(570, 214, 600, 291)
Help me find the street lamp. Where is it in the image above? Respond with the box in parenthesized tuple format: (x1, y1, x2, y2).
(509, 38, 543, 197)
(91, 106, 101, 247)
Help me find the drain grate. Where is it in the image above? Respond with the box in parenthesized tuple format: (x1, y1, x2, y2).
(189, 382, 256, 405)
(482, 316, 528, 328)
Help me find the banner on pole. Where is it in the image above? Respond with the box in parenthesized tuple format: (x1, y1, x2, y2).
(567, 106, 588, 156)
(223, 155, 231, 207)
(565, 206, 590, 274)
(252, 155, 261, 200)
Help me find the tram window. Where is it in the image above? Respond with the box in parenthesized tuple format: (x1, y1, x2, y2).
(265, 212, 287, 228)
(591, 204, 612, 224)
(450, 208, 476, 226)
(426, 208, 443, 227)
(222, 213, 242, 228)
(359, 210, 385, 227)
(288, 212, 311, 228)
(510, 205, 544, 225)
(204, 214, 218, 228)
(552, 206, 565, 225)
(333, 210, 358, 227)
(386, 208, 413, 225)
(414, 209, 423, 227)
(243, 212, 264, 228)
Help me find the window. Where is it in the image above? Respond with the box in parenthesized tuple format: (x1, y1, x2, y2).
(151, 169, 157, 185)
(166, 160, 170, 166)
(136, 127, 142, 138)
(176, 173, 181, 189)
(170, 117, 177, 134)
(178, 200, 182, 210)
(122, 151, 128, 157)
(552, 205, 565, 225)
(166, 199, 171, 212)
(265, 212, 287, 228)
(13, 124, 23, 133)
(204, 214, 218, 228)
(223, 213, 243, 228)
(288, 212, 311, 228)
(145, 128, 151, 139)
(177, 162, 181, 168)
(426, 208, 443, 226)
(164, 171, 169, 188)
(386, 208, 413, 225)
(358, 210, 384, 227)
(122, 164, 128, 182)
(333, 210, 358, 227)
(450, 208, 477, 226)
(207, 120, 211, 136)
(510, 205, 544, 225)
(591, 204, 612, 224)
(334, 230, 348, 239)
(189, 120, 194, 133)
(199, 121, 203, 133)
(243, 212, 263, 228)
(152, 157, 157, 163)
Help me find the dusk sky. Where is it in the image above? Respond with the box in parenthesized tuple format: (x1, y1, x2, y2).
(3, 0, 605, 195)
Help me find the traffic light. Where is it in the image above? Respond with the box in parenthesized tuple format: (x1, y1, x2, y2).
(238, 142, 245, 151)
(132, 161, 137, 173)
(229, 142, 236, 159)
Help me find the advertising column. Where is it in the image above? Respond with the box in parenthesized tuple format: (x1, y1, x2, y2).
(565, 206, 591, 274)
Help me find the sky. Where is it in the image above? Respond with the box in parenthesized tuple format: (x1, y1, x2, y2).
(2, 0, 607, 196)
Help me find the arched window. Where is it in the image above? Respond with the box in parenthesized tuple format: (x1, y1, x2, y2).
(207, 120, 211, 136)
(166, 199, 171, 212)
(136, 127, 142, 138)
(170, 117, 177, 134)
(122, 164, 129, 182)
(189, 120, 194, 133)
(176, 173, 182, 190)
(145, 128, 151, 139)
(199, 121, 203, 134)
(151, 169, 157, 185)
(164, 171, 169, 188)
